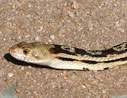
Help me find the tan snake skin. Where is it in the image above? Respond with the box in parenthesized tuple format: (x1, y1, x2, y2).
(9, 42, 127, 70)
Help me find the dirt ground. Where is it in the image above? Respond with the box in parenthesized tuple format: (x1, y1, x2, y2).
(0, 0, 127, 98)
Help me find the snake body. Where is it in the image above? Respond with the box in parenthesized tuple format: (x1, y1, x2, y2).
(9, 42, 127, 70)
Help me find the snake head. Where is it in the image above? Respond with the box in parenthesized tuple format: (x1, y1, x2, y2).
(9, 42, 53, 65)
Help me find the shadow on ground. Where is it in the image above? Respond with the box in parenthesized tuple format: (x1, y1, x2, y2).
(4, 53, 51, 69)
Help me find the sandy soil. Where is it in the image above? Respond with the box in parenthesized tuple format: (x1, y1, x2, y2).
(0, 0, 127, 98)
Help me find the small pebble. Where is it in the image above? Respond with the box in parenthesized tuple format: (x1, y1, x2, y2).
(35, 36, 41, 41)
(50, 35, 55, 40)
(20, 66, 25, 70)
(7, 73, 14, 77)
(68, 11, 74, 18)
(81, 85, 86, 88)
(28, 66, 32, 69)
(71, 1, 79, 9)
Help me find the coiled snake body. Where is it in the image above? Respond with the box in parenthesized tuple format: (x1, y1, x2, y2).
(9, 42, 127, 70)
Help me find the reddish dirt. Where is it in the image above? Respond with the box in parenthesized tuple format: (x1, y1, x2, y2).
(0, 0, 127, 97)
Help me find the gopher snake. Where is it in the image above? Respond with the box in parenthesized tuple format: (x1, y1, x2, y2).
(9, 42, 127, 70)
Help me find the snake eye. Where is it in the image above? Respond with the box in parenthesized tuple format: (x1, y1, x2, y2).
(23, 49, 30, 55)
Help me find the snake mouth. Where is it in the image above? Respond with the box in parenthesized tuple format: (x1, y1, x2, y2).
(9, 47, 24, 61)
(9, 47, 16, 57)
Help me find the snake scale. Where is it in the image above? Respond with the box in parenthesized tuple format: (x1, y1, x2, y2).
(9, 42, 127, 70)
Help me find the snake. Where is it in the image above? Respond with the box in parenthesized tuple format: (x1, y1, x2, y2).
(9, 42, 127, 70)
